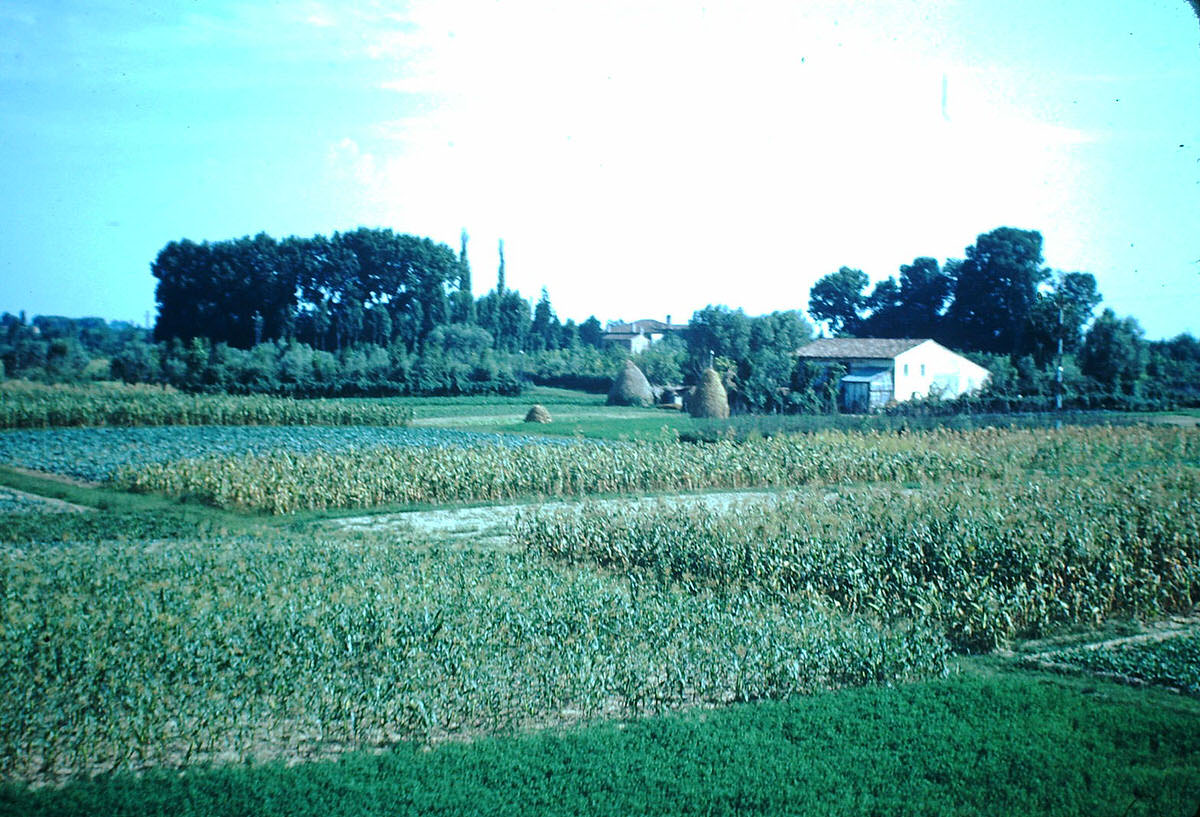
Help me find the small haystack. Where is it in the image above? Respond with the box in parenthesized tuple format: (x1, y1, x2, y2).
(524, 404, 552, 423)
(689, 367, 730, 419)
(607, 359, 654, 407)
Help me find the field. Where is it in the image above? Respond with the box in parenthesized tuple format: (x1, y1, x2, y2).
(0, 384, 1197, 814)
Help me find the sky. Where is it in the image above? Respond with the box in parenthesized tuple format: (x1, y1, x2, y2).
(2, 0, 1198, 339)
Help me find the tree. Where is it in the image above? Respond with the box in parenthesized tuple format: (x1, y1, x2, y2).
(529, 288, 561, 351)
(1024, 271, 1102, 367)
(1080, 309, 1147, 394)
(943, 227, 1048, 354)
(451, 229, 476, 324)
(896, 257, 954, 338)
(808, 267, 869, 336)
(687, 306, 752, 372)
(497, 239, 506, 293)
(579, 316, 604, 348)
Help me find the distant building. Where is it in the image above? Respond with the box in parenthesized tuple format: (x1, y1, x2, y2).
(795, 338, 990, 413)
(601, 316, 688, 354)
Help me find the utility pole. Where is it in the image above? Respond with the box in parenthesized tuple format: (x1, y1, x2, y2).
(1055, 302, 1063, 412)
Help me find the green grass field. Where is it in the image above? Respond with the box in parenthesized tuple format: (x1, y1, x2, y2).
(4, 671, 1198, 817)
(0, 386, 1197, 815)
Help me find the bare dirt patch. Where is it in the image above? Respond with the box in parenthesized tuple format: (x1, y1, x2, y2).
(329, 488, 796, 547)
(0, 485, 94, 514)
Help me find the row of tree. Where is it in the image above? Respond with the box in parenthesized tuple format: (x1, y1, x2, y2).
(152, 229, 606, 356)
(3, 224, 1197, 410)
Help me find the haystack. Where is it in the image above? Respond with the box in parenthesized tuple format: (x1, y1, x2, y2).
(524, 404, 552, 423)
(689, 367, 730, 419)
(607, 360, 655, 407)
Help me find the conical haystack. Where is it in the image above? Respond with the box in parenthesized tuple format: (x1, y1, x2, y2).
(524, 404, 552, 423)
(689, 367, 730, 419)
(607, 359, 654, 407)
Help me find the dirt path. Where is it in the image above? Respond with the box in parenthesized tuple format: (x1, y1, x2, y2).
(1002, 613, 1200, 695)
(0, 485, 94, 514)
(328, 488, 792, 547)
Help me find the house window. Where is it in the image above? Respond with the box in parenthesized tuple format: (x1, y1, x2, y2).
(920, 364, 926, 376)
(903, 364, 909, 376)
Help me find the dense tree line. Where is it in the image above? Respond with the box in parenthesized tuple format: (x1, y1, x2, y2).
(804, 226, 1197, 408)
(3, 224, 1197, 410)
(151, 228, 603, 360)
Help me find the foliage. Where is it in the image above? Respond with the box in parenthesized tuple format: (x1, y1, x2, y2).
(517, 464, 1200, 652)
(111, 425, 1200, 514)
(679, 409, 1158, 442)
(4, 674, 1200, 816)
(1037, 635, 1200, 695)
(0, 313, 147, 384)
(153, 230, 461, 352)
(1080, 309, 1148, 394)
(944, 227, 1048, 354)
(0, 425, 575, 483)
(685, 307, 813, 413)
(631, 332, 687, 385)
(859, 257, 954, 339)
(807, 267, 869, 336)
(0, 535, 945, 783)
(0, 381, 415, 429)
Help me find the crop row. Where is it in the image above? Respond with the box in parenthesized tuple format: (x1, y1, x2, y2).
(0, 425, 576, 483)
(1033, 634, 1200, 694)
(0, 536, 946, 783)
(115, 426, 1200, 513)
(0, 381, 414, 429)
(515, 466, 1200, 652)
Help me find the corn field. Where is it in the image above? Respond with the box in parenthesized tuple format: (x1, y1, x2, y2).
(0, 381, 413, 428)
(116, 426, 1200, 513)
(2, 422, 1196, 785)
(516, 466, 1200, 651)
(0, 536, 946, 784)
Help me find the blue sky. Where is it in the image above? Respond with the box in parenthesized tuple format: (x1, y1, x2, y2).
(2, 0, 1198, 339)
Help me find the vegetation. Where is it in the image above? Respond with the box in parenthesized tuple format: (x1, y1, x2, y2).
(112, 425, 1199, 514)
(0, 532, 944, 783)
(1035, 635, 1200, 695)
(805, 227, 1200, 410)
(0, 426, 575, 483)
(6, 224, 1200, 411)
(0, 381, 413, 429)
(0, 393, 1197, 811)
(517, 466, 1200, 651)
(4, 673, 1199, 816)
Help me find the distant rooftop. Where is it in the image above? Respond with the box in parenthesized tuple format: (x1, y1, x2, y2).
(796, 338, 929, 359)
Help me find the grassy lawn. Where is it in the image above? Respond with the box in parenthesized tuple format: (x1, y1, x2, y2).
(4, 669, 1198, 817)
(397, 387, 695, 440)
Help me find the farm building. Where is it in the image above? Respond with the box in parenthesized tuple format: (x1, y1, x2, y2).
(601, 317, 688, 354)
(795, 338, 990, 413)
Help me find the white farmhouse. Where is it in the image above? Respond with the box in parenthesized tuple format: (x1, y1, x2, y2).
(796, 338, 990, 412)
(601, 317, 688, 354)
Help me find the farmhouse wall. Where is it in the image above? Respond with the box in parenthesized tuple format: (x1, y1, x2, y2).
(893, 341, 990, 401)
